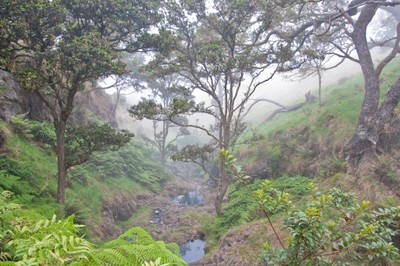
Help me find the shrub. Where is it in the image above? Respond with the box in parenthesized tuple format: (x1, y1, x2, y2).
(90, 227, 187, 266)
(257, 182, 400, 265)
(0, 215, 187, 266)
(270, 175, 312, 197)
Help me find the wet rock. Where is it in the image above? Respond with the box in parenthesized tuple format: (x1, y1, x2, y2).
(151, 208, 163, 224)
(174, 188, 203, 206)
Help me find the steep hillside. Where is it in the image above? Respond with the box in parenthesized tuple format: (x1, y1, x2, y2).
(237, 58, 400, 194)
(0, 117, 172, 243)
(194, 60, 400, 265)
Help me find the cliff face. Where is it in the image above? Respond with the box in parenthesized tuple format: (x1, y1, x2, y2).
(0, 70, 117, 127)
(0, 70, 51, 122)
(70, 90, 118, 127)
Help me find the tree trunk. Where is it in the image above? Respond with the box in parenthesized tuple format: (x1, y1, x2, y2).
(215, 119, 231, 215)
(346, 8, 381, 166)
(317, 67, 322, 106)
(215, 165, 229, 215)
(346, 74, 380, 165)
(55, 121, 67, 204)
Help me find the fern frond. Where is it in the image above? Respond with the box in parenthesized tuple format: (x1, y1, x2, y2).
(90, 248, 132, 266)
(0, 262, 16, 266)
(99, 227, 187, 266)
(118, 227, 154, 245)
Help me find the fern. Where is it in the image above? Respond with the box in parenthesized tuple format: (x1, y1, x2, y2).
(0, 172, 20, 191)
(2, 214, 186, 265)
(142, 257, 170, 266)
(3, 215, 93, 265)
(0, 191, 21, 215)
(0, 262, 15, 266)
(91, 227, 187, 266)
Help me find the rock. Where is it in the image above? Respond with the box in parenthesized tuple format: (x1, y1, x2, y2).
(97, 193, 138, 240)
(151, 208, 163, 224)
(0, 70, 118, 127)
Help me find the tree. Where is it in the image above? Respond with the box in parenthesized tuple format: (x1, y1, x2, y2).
(288, 44, 350, 107)
(287, 0, 400, 166)
(129, 75, 191, 165)
(105, 53, 148, 119)
(0, 0, 163, 203)
(137, 0, 308, 214)
(65, 124, 133, 169)
(9, 114, 133, 170)
(342, 1, 400, 165)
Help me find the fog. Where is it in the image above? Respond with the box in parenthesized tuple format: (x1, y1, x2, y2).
(112, 47, 391, 144)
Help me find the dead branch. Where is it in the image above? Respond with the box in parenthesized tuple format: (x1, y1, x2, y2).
(264, 91, 316, 122)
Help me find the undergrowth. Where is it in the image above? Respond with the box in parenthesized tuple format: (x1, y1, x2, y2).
(216, 175, 311, 238)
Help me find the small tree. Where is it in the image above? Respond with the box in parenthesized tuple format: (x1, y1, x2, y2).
(129, 75, 191, 165)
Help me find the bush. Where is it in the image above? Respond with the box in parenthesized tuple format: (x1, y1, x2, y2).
(1, 214, 187, 265)
(10, 115, 56, 149)
(319, 156, 347, 178)
(256, 182, 400, 265)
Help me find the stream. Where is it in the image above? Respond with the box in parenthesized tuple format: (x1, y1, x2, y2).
(179, 239, 206, 264)
(136, 182, 211, 264)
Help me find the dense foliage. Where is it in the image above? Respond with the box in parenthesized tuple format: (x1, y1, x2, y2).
(70, 141, 171, 194)
(258, 182, 400, 265)
(10, 115, 133, 169)
(0, 120, 172, 243)
(216, 175, 312, 238)
(0, 209, 186, 265)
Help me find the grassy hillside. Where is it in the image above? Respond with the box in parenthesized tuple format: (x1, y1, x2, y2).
(236, 58, 400, 180)
(0, 120, 171, 242)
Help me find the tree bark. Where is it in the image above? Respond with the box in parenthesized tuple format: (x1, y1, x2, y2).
(214, 119, 231, 215)
(55, 121, 67, 204)
(345, 3, 382, 165)
(317, 66, 322, 106)
(346, 73, 380, 165)
(215, 167, 229, 215)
